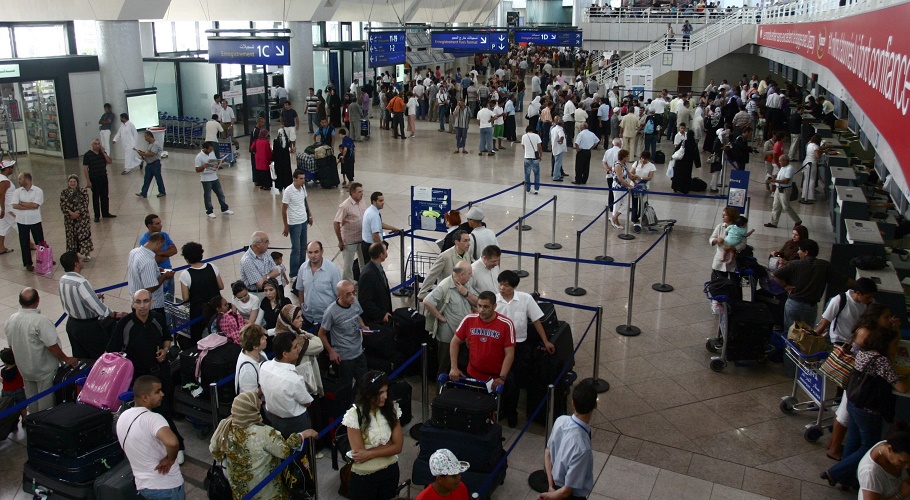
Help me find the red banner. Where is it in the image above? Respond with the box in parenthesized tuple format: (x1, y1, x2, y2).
(756, 4, 910, 172)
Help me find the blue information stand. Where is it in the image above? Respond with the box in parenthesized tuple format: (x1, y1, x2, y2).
(727, 169, 750, 214)
(411, 187, 452, 232)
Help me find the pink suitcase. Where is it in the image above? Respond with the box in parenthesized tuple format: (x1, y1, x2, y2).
(78, 353, 134, 412)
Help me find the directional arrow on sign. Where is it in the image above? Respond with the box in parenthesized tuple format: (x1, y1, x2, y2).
(481, 36, 487, 44)
(276, 45, 285, 57)
(498, 44, 504, 50)
(499, 35, 505, 41)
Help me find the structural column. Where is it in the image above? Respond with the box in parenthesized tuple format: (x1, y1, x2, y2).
(95, 21, 145, 160)
(289, 21, 315, 109)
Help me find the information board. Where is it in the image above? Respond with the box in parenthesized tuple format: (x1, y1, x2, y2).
(368, 31, 406, 67)
(431, 31, 509, 53)
(513, 30, 582, 47)
(411, 186, 452, 232)
(208, 38, 291, 66)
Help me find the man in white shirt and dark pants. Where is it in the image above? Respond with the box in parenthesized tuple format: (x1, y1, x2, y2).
(572, 123, 599, 185)
(195, 141, 234, 219)
(282, 170, 314, 278)
(260, 331, 314, 438)
(550, 116, 567, 182)
(11, 172, 44, 271)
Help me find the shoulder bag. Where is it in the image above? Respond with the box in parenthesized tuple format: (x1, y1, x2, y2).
(846, 354, 897, 422)
(818, 343, 855, 388)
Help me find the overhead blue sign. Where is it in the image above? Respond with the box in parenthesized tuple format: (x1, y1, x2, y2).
(431, 31, 509, 53)
(208, 38, 290, 65)
(369, 31, 406, 67)
(513, 30, 583, 47)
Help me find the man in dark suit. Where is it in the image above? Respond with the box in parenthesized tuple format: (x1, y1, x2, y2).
(358, 242, 393, 324)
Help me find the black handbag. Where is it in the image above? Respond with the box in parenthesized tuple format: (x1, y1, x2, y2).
(846, 354, 897, 422)
(205, 460, 232, 499)
(282, 451, 316, 499)
(851, 255, 887, 270)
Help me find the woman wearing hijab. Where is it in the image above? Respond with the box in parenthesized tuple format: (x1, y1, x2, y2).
(329, 88, 342, 128)
(316, 89, 327, 122)
(691, 104, 705, 141)
(251, 129, 272, 190)
(671, 130, 701, 194)
(526, 96, 541, 132)
(272, 127, 293, 191)
(274, 304, 324, 398)
(210, 391, 318, 500)
(250, 117, 267, 187)
(60, 174, 93, 259)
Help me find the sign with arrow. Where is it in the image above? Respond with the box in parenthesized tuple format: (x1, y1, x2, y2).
(431, 31, 509, 53)
(368, 31, 406, 67)
(207, 38, 291, 65)
(513, 30, 583, 47)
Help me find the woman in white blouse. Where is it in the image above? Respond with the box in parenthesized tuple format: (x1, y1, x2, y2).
(344, 371, 403, 500)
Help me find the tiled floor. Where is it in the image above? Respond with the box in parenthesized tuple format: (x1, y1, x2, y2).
(0, 96, 853, 499)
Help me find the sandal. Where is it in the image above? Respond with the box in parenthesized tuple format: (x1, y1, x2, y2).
(820, 471, 836, 487)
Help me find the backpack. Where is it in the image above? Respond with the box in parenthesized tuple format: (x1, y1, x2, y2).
(831, 292, 848, 336)
(644, 118, 655, 135)
(641, 202, 658, 227)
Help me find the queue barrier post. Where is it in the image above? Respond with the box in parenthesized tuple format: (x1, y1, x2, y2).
(310, 438, 319, 500)
(595, 204, 614, 262)
(408, 343, 430, 440)
(565, 231, 587, 296)
(392, 231, 412, 297)
(584, 306, 611, 393)
(651, 222, 675, 293)
(412, 238, 420, 309)
(209, 382, 220, 431)
(528, 384, 557, 492)
(515, 217, 529, 278)
(533, 252, 541, 296)
(618, 189, 635, 240)
(544, 195, 562, 250)
(519, 183, 532, 231)
(616, 262, 642, 337)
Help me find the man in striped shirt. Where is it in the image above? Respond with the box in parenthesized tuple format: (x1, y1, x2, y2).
(333, 182, 368, 283)
(240, 231, 280, 292)
(128, 232, 175, 315)
(59, 251, 124, 360)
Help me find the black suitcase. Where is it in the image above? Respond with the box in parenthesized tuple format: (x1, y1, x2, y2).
(319, 373, 354, 427)
(389, 378, 413, 426)
(412, 453, 507, 500)
(535, 301, 559, 336)
(24, 402, 115, 458)
(28, 440, 124, 484)
(417, 420, 503, 472)
(23, 461, 95, 499)
(179, 348, 200, 383)
(200, 341, 242, 400)
(173, 386, 232, 434)
(690, 177, 708, 192)
(93, 458, 138, 499)
(365, 352, 395, 373)
(726, 300, 774, 361)
(0, 395, 21, 440)
(653, 150, 666, 164)
(393, 308, 438, 376)
(316, 156, 339, 188)
(54, 359, 93, 405)
(362, 323, 398, 361)
(431, 385, 498, 433)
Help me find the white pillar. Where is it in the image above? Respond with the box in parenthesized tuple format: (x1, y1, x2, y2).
(289, 22, 315, 109)
(95, 21, 145, 160)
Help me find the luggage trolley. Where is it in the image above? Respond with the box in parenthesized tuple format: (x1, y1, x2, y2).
(779, 337, 835, 442)
(703, 283, 773, 372)
(165, 300, 192, 348)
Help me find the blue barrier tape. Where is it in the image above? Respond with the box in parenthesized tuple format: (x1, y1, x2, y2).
(91, 247, 247, 295)
(538, 252, 632, 268)
(215, 373, 236, 388)
(633, 229, 668, 264)
(534, 182, 727, 200)
(522, 196, 555, 220)
(496, 218, 521, 237)
(538, 297, 601, 312)
(499, 249, 537, 259)
(454, 182, 525, 211)
(0, 366, 92, 420)
(243, 346, 424, 500)
(54, 313, 67, 327)
(579, 206, 609, 234)
(409, 233, 439, 243)
(475, 313, 598, 498)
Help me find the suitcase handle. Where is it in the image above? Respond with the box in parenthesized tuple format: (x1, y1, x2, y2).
(436, 374, 504, 394)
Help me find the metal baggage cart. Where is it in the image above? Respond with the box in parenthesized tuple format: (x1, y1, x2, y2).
(703, 285, 771, 372)
(779, 337, 835, 442)
(165, 300, 192, 345)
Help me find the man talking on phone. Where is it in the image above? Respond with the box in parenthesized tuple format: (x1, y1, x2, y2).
(194, 141, 234, 219)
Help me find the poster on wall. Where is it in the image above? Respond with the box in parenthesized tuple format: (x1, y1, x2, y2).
(756, 3, 910, 187)
(623, 66, 654, 101)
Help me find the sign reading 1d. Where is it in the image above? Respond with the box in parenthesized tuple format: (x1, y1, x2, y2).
(207, 38, 291, 66)
(368, 31, 406, 67)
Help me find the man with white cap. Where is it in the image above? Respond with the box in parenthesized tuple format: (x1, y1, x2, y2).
(417, 449, 470, 500)
(464, 207, 498, 261)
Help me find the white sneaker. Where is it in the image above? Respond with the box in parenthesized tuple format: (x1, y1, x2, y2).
(177, 450, 185, 465)
(207, 213, 217, 219)
(223, 210, 234, 215)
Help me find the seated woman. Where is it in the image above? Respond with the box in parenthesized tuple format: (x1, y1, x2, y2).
(345, 371, 404, 500)
(770, 224, 808, 269)
(259, 278, 291, 331)
(210, 391, 317, 499)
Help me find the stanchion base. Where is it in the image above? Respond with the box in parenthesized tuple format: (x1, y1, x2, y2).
(617, 233, 636, 240)
(529, 470, 550, 492)
(408, 422, 423, 440)
(583, 377, 610, 393)
(616, 324, 642, 336)
(515, 270, 530, 278)
(392, 289, 414, 298)
(595, 255, 614, 262)
(516, 224, 532, 231)
(652, 283, 674, 293)
(544, 243, 563, 250)
(565, 287, 587, 296)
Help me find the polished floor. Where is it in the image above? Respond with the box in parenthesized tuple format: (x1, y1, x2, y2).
(0, 102, 850, 499)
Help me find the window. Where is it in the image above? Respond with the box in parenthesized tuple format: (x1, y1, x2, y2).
(73, 21, 98, 55)
(312, 23, 323, 46)
(326, 22, 340, 43)
(14, 26, 68, 58)
(0, 29, 12, 59)
(154, 22, 175, 53)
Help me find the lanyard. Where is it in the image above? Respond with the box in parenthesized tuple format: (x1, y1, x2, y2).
(571, 416, 591, 439)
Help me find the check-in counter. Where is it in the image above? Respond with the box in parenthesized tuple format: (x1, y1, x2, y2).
(857, 262, 907, 328)
(813, 123, 833, 138)
(845, 219, 884, 245)
(834, 186, 869, 239)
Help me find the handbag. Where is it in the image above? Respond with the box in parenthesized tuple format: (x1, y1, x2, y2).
(205, 460, 232, 499)
(851, 255, 887, 270)
(818, 343, 855, 388)
(671, 146, 685, 161)
(846, 354, 897, 421)
(269, 161, 278, 181)
(787, 321, 829, 356)
(666, 160, 675, 179)
(35, 242, 55, 276)
(788, 183, 800, 202)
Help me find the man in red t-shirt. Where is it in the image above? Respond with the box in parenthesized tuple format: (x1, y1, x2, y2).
(450, 291, 519, 426)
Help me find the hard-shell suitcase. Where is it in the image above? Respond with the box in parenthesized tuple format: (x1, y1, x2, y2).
(28, 440, 124, 484)
(362, 323, 398, 361)
(417, 420, 503, 472)
(412, 453, 507, 499)
(79, 353, 134, 412)
(389, 378, 413, 426)
(93, 458, 138, 499)
(360, 119, 370, 138)
(200, 340, 242, 401)
(0, 395, 21, 440)
(316, 156, 340, 188)
(54, 359, 93, 405)
(24, 402, 115, 457)
(22, 461, 95, 500)
(431, 380, 498, 433)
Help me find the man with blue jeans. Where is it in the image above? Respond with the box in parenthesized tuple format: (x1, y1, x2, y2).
(135, 131, 166, 199)
(550, 116, 566, 182)
(521, 124, 543, 194)
(773, 239, 852, 330)
(194, 142, 234, 219)
(477, 100, 497, 156)
(282, 170, 313, 279)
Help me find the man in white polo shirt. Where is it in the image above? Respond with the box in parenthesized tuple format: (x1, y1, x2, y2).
(282, 170, 313, 279)
(194, 141, 234, 219)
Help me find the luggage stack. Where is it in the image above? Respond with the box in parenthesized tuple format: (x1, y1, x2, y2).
(174, 339, 240, 437)
(53, 359, 93, 405)
(524, 303, 577, 425)
(314, 145, 339, 188)
(413, 379, 507, 499)
(22, 402, 122, 499)
(360, 119, 370, 139)
(392, 307, 438, 377)
(725, 300, 774, 362)
(362, 322, 400, 373)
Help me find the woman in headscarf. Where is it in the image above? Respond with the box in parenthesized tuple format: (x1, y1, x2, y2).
(249, 117, 267, 187)
(691, 104, 705, 141)
(770, 224, 808, 268)
(671, 130, 701, 194)
(251, 129, 272, 190)
(526, 96, 541, 132)
(210, 391, 318, 500)
(59, 174, 93, 259)
(702, 103, 719, 152)
(271, 127, 293, 191)
(316, 89, 327, 122)
(328, 88, 342, 128)
(274, 304, 324, 398)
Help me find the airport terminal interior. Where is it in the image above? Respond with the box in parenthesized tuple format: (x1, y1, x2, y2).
(0, 0, 907, 498)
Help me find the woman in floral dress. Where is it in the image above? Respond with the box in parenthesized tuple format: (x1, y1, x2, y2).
(59, 174, 93, 259)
